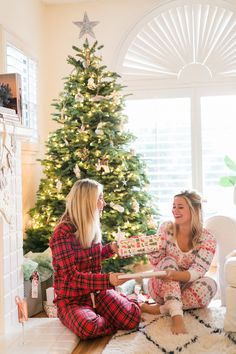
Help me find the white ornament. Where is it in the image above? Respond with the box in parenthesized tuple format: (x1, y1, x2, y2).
(73, 164, 81, 179)
(101, 164, 110, 173)
(75, 91, 84, 102)
(87, 77, 96, 90)
(92, 95, 104, 102)
(95, 159, 110, 173)
(132, 199, 140, 213)
(109, 91, 122, 105)
(96, 159, 101, 171)
(101, 76, 113, 83)
(95, 128, 104, 135)
(56, 180, 62, 192)
(110, 202, 124, 213)
(95, 122, 106, 135)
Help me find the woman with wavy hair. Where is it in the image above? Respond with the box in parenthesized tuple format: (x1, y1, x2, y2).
(141, 190, 217, 334)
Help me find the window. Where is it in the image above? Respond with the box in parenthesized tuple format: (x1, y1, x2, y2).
(120, 1, 236, 218)
(125, 95, 236, 218)
(6, 43, 37, 134)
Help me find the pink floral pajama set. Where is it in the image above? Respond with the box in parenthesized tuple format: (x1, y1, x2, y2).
(148, 221, 217, 317)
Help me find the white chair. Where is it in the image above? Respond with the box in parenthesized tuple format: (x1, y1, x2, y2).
(224, 253, 236, 331)
(205, 215, 236, 306)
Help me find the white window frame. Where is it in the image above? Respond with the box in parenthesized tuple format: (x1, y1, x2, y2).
(0, 25, 38, 140)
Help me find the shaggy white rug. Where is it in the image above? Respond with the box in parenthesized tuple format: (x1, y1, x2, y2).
(102, 307, 236, 354)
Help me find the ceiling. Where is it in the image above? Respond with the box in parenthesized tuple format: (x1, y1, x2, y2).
(41, 0, 97, 3)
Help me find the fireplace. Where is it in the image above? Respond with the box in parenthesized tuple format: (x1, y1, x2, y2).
(0, 113, 25, 334)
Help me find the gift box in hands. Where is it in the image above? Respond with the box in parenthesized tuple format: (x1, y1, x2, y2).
(117, 234, 161, 257)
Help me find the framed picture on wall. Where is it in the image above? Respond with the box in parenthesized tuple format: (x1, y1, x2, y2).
(0, 73, 22, 123)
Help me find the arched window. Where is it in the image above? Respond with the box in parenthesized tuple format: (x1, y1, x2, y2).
(117, 0, 236, 218)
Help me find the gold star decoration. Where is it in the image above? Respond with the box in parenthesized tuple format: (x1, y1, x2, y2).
(73, 12, 99, 39)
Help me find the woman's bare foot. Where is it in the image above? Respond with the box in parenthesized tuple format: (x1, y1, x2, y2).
(140, 303, 161, 315)
(171, 315, 188, 334)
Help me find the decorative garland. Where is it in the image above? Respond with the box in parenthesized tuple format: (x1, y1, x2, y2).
(0, 119, 16, 223)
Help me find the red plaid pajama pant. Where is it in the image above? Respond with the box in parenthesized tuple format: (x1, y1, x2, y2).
(57, 289, 141, 340)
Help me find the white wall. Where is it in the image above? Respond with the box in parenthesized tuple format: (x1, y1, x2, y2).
(0, 0, 165, 226)
(0, 0, 45, 226)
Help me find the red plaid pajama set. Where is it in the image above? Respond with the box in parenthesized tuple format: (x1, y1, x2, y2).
(50, 222, 141, 339)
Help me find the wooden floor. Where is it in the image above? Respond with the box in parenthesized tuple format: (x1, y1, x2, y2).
(71, 335, 111, 354)
(34, 311, 111, 353)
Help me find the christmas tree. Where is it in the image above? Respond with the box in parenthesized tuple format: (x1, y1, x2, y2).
(23, 38, 158, 272)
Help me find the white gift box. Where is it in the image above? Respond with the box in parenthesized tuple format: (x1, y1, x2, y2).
(118, 234, 161, 257)
(46, 286, 55, 306)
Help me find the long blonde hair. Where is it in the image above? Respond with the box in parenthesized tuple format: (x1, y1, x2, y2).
(173, 190, 203, 246)
(60, 179, 103, 248)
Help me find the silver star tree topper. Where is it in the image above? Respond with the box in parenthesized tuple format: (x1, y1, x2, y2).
(73, 12, 99, 39)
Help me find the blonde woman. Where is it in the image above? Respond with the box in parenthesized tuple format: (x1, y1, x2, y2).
(141, 190, 217, 334)
(50, 178, 141, 339)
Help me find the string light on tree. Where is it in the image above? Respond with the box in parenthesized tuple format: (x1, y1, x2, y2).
(23, 25, 158, 271)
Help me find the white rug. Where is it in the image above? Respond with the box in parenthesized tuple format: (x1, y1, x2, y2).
(102, 307, 236, 354)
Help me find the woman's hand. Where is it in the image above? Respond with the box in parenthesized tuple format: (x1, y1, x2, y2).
(159, 269, 190, 282)
(163, 269, 176, 281)
(109, 273, 127, 286)
(110, 242, 119, 254)
(156, 269, 176, 282)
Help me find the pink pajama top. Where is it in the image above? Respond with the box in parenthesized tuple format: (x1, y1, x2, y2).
(148, 221, 217, 281)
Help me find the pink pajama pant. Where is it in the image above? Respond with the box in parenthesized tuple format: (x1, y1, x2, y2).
(148, 257, 217, 317)
(57, 289, 141, 340)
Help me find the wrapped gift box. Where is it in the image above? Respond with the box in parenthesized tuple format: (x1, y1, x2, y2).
(116, 279, 136, 295)
(24, 276, 53, 317)
(24, 278, 43, 317)
(43, 301, 57, 318)
(118, 234, 161, 257)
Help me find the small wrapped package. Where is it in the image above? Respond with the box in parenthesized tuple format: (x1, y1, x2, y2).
(118, 234, 161, 257)
(43, 301, 57, 318)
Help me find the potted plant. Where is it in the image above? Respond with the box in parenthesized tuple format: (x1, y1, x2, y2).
(0, 82, 12, 106)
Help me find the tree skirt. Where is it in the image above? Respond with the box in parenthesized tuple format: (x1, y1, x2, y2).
(102, 307, 236, 354)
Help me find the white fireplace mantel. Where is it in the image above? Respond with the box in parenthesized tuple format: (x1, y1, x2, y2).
(0, 115, 30, 334)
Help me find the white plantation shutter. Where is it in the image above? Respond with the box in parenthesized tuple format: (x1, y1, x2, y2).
(122, 2, 236, 81)
(125, 98, 192, 218)
(125, 95, 236, 217)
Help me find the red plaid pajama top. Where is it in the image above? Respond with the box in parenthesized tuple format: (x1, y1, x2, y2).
(49, 222, 141, 339)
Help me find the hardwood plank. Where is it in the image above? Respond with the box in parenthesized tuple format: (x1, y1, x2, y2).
(72, 336, 111, 354)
